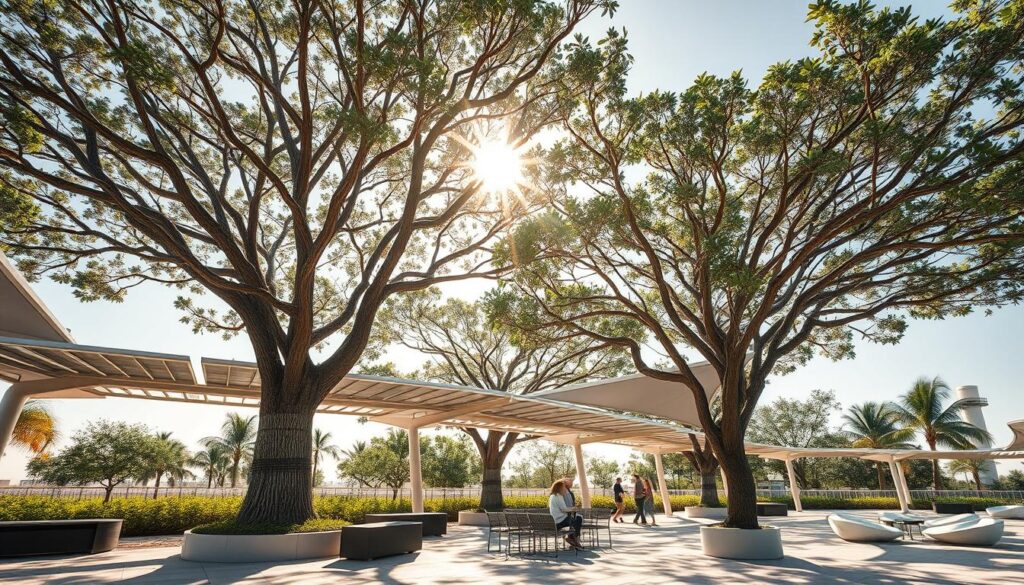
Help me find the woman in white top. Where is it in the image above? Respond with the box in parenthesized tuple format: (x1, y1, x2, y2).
(548, 479, 583, 550)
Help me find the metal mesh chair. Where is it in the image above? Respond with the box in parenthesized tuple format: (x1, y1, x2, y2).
(580, 508, 613, 549)
(527, 513, 576, 558)
(504, 512, 533, 557)
(485, 512, 508, 553)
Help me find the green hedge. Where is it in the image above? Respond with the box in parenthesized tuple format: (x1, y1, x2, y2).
(2, 493, 1018, 536)
(0, 496, 242, 536)
(192, 518, 349, 535)
(758, 495, 1021, 511)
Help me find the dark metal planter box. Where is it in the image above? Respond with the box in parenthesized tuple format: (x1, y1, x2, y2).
(364, 512, 448, 536)
(0, 519, 122, 558)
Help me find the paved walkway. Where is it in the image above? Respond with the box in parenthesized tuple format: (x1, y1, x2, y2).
(2, 511, 1022, 584)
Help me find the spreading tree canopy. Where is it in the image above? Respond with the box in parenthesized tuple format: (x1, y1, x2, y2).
(377, 287, 628, 509)
(0, 0, 614, 524)
(494, 1, 1024, 528)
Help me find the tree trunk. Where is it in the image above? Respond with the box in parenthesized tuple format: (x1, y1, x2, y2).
(392, 487, 398, 500)
(700, 468, 721, 507)
(153, 472, 163, 500)
(972, 469, 982, 491)
(719, 447, 758, 528)
(876, 462, 886, 490)
(312, 457, 319, 489)
(480, 466, 504, 511)
(230, 454, 241, 488)
(206, 473, 213, 489)
(931, 459, 943, 490)
(237, 411, 315, 525)
(103, 484, 113, 504)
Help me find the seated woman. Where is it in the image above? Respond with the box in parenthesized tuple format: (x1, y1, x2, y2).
(549, 479, 584, 550)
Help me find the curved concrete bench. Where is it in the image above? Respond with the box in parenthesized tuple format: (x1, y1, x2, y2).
(0, 519, 122, 558)
(923, 514, 979, 529)
(987, 505, 1024, 519)
(827, 513, 902, 542)
(180, 530, 341, 562)
(923, 518, 1003, 546)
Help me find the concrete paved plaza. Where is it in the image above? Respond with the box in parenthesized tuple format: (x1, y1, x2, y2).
(2, 511, 1022, 584)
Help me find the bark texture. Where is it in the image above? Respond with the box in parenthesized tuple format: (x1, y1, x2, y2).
(237, 412, 315, 525)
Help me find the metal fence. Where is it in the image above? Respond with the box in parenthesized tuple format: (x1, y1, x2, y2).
(2, 485, 1022, 501)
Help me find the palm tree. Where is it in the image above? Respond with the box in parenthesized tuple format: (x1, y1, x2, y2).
(841, 402, 916, 489)
(893, 376, 992, 490)
(142, 432, 193, 498)
(190, 443, 229, 488)
(11, 400, 58, 455)
(947, 459, 986, 490)
(311, 429, 341, 488)
(202, 413, 257, 487)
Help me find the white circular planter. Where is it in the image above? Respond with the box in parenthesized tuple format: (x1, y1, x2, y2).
(181, 529, 342, 563)
(700, 525, 783, 560)
(457, 511, 489, 526)
(684, 506, 728, 520)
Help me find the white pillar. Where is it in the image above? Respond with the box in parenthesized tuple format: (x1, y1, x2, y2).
(408, 427, 423, 513)
(572, 440, 590, 508)
(887, 458, 909, 513)
(894, 459, 912, 513)
(653, 452, 673, 516)
(0, 385, 30, 462)
(785, 458, 802, 513)
(719, 467, 729, 499)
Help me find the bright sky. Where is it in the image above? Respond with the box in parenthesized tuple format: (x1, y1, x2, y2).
(2, 0, 1021, 484)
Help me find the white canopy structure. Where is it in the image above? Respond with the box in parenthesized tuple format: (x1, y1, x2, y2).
(2, 250, 1023, 516)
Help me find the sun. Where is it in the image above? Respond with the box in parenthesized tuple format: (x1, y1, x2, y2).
(458, 124, 531, 197)
(470, 139, 526, 195)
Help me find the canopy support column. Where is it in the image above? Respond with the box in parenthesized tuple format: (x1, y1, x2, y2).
(653, 452, 673, 516)
(408, 426, 423, 513)
(572, 440, 591, 508)
(785, 458, 803, 513)
(887, 458, 909, 512)
(894, 458, 912, 513)
(0, 385, 30, 462)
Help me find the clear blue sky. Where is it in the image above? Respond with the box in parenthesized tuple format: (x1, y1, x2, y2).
(2, 0, 1021, 482)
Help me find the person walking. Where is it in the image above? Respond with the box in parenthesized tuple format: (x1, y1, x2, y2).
(632, 473, 647, 525)
(643, 477, 658, 526)
(612, 477, 626, 523)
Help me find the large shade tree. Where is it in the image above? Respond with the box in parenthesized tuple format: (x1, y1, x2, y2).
(494, 2, 1024, 528)
(377, 288, 628, 510)
(0, 0, 613, 524)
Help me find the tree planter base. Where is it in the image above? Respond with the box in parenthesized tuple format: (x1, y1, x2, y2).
(180, 530, 341, 563)
(700, 525, 783, 560)
(457, 511, 488, 526)
(684, 507, 728, 520)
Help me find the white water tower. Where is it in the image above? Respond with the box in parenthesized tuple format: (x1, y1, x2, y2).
(955, 385, 998, 486)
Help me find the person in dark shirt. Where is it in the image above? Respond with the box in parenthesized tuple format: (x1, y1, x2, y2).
(612, 477, 626, 523)
(632, 473, 648, 525)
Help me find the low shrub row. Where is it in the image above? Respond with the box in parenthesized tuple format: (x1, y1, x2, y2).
(1, 493, 1017, 536)
(191, 518, 349, 535)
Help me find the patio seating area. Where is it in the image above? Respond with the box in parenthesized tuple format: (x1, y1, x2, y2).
(2, 511, 1022, 584)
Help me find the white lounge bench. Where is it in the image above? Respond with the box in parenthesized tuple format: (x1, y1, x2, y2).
(827, 513, 903, 542)
(923, 513, 979, 529)
(986, 505, 1024, 519)
(923, 517, 1003, 546)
